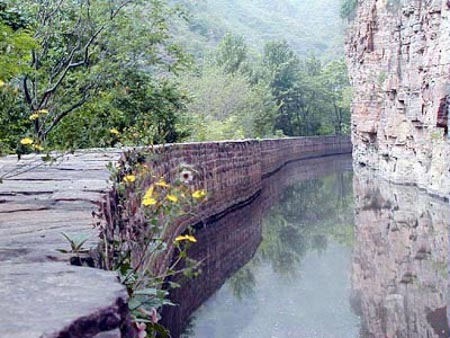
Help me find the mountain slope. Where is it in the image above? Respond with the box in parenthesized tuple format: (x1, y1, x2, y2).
(172, 0, 345, 59)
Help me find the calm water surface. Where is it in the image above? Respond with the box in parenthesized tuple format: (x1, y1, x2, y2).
(163, 155, 450, 338)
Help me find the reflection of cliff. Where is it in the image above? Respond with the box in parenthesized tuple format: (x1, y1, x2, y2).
(161, 155, 352, 337)
(352, 168, 450, 338)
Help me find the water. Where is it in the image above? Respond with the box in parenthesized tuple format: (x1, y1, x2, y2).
(162, 155, 450, 338)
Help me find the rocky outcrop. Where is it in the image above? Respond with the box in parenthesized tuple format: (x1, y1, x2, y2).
(352, 167, 450, 338)
(347, 0, 450, 198)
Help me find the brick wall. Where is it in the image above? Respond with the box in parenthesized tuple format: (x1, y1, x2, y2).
(133, 136, 351, 275)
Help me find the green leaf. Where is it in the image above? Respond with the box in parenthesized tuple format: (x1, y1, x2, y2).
(128, 297, 142, 311)
(134, 288, 158, 296)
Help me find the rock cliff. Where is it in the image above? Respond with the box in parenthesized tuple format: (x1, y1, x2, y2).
(347, 0, 450, 198)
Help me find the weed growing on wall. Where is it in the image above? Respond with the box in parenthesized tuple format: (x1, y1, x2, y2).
(95, 148, 207, 337)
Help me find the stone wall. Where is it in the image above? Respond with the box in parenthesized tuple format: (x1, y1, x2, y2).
(135, 136, 351, 275)
(346, 0, 450, 198)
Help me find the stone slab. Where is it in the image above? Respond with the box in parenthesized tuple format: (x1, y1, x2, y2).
(0, 150, 128, 338)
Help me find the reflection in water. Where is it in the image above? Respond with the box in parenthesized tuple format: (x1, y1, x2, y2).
(352, 168, 450, 338)
(161, 155, 356, 337)
(164, 158, 450, 338)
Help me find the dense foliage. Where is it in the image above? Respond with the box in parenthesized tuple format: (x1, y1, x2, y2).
(0, 0, 189, 154)
(0, 0, 350, 155)
(182, 35, 351, 140)
(172, 0, 344, 59)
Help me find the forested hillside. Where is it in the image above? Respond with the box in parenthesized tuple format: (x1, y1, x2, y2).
(0, 0, 349, 157)
(172, 0, 344, 59)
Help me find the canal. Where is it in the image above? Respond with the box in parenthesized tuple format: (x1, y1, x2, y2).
(162, 154, 450, 338)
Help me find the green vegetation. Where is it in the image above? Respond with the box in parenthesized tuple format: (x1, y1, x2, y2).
(172, 0, 344, 58)
(178, 35, 351, 141)
(0, 0, 189, 155)
(0, 0, 350, 156)
(0, 1, 354, 335)
(97, 150, 207, 336)
(340, 0, 358, 20)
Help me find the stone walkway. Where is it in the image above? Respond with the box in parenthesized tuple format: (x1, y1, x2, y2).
(0, 150, 128, 338)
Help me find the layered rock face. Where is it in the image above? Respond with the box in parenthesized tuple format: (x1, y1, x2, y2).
(347, 0, 450, 198)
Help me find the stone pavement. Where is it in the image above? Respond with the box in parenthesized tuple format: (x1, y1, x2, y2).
(0, 150, 129, 338)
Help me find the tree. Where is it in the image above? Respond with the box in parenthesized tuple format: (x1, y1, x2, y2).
(321, 59, 352, 135)
(180, 64, 277, 141)
(8, 0, 187, 144)
(263, 40, 302, 136)
(261, 43, 349, 137)
(0, 1, 36, 154)
(46, 70, 188, 149)
(0, 16, 35, 80)
(216, 33, 248, 74)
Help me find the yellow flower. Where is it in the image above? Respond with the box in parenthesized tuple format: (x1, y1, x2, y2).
(175, 234, 197, 243)
(186, 235, 197, 243)
(142, 186, 157, 206)
(109, 128, 120, 135)
(155, 180, 169, 188)
(142, 197, 157, 206)
(123, 175, 136, 183)
(29, 113, 40, 120)
(20, 137, 34, 145)
(144, 186, 154, 198)
(34, 144, 44, 151)
(167, 194, 178, 203)
(37, 109, 49, 115)
(192, 189, 207, 199)
(0, 80, 5, 87)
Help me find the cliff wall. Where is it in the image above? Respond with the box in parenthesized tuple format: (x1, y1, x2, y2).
(347, 0, 450, 198)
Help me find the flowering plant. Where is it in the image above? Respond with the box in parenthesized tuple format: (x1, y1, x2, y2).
(95, 149, 207, 337)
